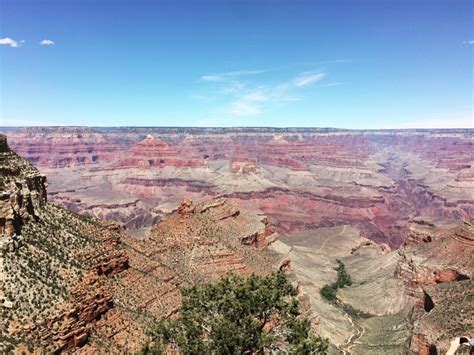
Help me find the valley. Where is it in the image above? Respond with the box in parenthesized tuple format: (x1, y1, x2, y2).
(4, 127, 473, 248)
(0, 127, 473, 354)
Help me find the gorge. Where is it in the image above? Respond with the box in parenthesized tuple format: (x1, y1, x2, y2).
(0, 127, 473, 354)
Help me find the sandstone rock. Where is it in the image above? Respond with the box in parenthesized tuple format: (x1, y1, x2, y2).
(5, 127, 472, 248)
(177, 198, 195, 216)
(0, 134, 47, 237)
(397, 220, 474, 354)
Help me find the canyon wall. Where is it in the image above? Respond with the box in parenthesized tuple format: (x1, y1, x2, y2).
(3, 127, 472, 247)
(1, 129, 472, 353)
(0, 134, 47, 237)
(0, 140, 282, 352)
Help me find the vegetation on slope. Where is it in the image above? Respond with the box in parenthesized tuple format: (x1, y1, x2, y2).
(1, 204, 102, 352)
(141, 271, 328, 354)
(320, 260, 352, 302)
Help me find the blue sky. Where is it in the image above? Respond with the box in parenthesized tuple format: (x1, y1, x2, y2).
(0, 0, 472, 128)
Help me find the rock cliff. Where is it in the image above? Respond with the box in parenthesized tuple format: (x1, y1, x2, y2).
(0, 134, 47, 237)
(398, 219, 474, 354)
(0, 140, 280, 353)
(3, 127, 472, 247)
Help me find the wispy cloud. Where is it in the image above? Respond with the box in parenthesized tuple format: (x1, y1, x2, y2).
(201, 69, 267, 82)
(0, 37, 20, 48)
(463, 40, 474, 45)
(293, 72, 326, 87)
(40, 39, 55, 46)
(229, 100, 262, 116)
(241, 90, 268, 102)
(197, 63, 340, 117)
(222, 71, 326, 116)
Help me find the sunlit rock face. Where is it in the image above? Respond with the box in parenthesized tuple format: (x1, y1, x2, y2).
(1, 128, 472, 353)
(3, 127, 473, 246)
(0, 134, 47, 237)
(0, 140, 280, 353)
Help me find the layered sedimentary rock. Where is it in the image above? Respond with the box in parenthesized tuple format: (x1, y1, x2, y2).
(397, 219, 474, 354)
(268, 218, 473, 354)
(0, 134, 47, 237)
(6, 127, 124, 167)
(3, 127, 471, 247)
(120, 134, 206, 169)
(0, 140, 280, 353)
(1, 128, 473, 352)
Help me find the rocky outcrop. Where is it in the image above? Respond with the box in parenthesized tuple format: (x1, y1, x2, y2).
(0, 134, 47, 237)
(3, 127, 472, 247)
(240, 216, 274, 249)
(119, 135, 206, 169)
(11, 197, 277, 353)
(1, 128, 473, 353)
(148, 197, 277, 256)
(0, 141, 279, 353)
(396, 220, 474, 354)
(23, 275, 114, 353)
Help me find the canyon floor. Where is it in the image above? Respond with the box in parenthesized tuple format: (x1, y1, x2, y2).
(1, 127, 473, 353)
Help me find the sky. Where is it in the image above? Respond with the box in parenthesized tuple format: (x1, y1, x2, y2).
(0, 0, 473, 128)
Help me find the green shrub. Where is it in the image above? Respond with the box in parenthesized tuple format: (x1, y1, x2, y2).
(142, 271, 328, 354)
(320, 260, 352, 302)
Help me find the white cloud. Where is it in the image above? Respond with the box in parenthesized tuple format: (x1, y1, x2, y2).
(40, 39, 55, 46)
(220, 81, 246, 94)
(242, 90, 268, 102)
(0, 37, 19, 48)
(463, 40, 474, 45)
(201, 69, 266, 81)
(228, 100, 261, 116)
(293, 72, 326, 87)
(198, 67, 330, 117)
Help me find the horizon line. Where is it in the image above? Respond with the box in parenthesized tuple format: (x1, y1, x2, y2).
(0, 126, 473, 131)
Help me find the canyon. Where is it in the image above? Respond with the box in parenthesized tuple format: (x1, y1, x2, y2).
(0, 133, 280, 352)
(3, 127, 473, 248)
(0, 127, 473, 353)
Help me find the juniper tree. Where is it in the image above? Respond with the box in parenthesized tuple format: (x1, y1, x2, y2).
(142, 271, 328, 354)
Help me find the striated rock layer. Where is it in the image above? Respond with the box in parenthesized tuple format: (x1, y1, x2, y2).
(3, 127, 472, 246)
(268, 218, 473, 354)
(0, 134, 47, 237)
(2, 199, 280, 353)
(0, 128, 472, 353)
(0, 139, 281, 353)
(398, 219, 474, 354)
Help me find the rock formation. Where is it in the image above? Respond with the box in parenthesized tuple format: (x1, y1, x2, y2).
(1, 127, 473, 353)
(3, 127, 471, 247)
(119, 134, 206, 169)
(0, 134, 47, 237)
(398, 220, 474, 354)
(0, 140, 280, 353)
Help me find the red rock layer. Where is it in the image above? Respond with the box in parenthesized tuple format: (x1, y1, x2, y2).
(17, 197, 278, 353)
(2, 127, 473, 248)
(7, 127, 124, 167)
(396, 220, 474, 353)
(368, 132, 473, 173)
(0, 134, 48, 236)
(119, 135, 206, 169)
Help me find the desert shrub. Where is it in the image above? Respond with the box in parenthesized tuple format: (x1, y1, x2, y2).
(320, 284, 337, 302)
(142, 271, 328, 354)
(320, 260, 352, 303)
